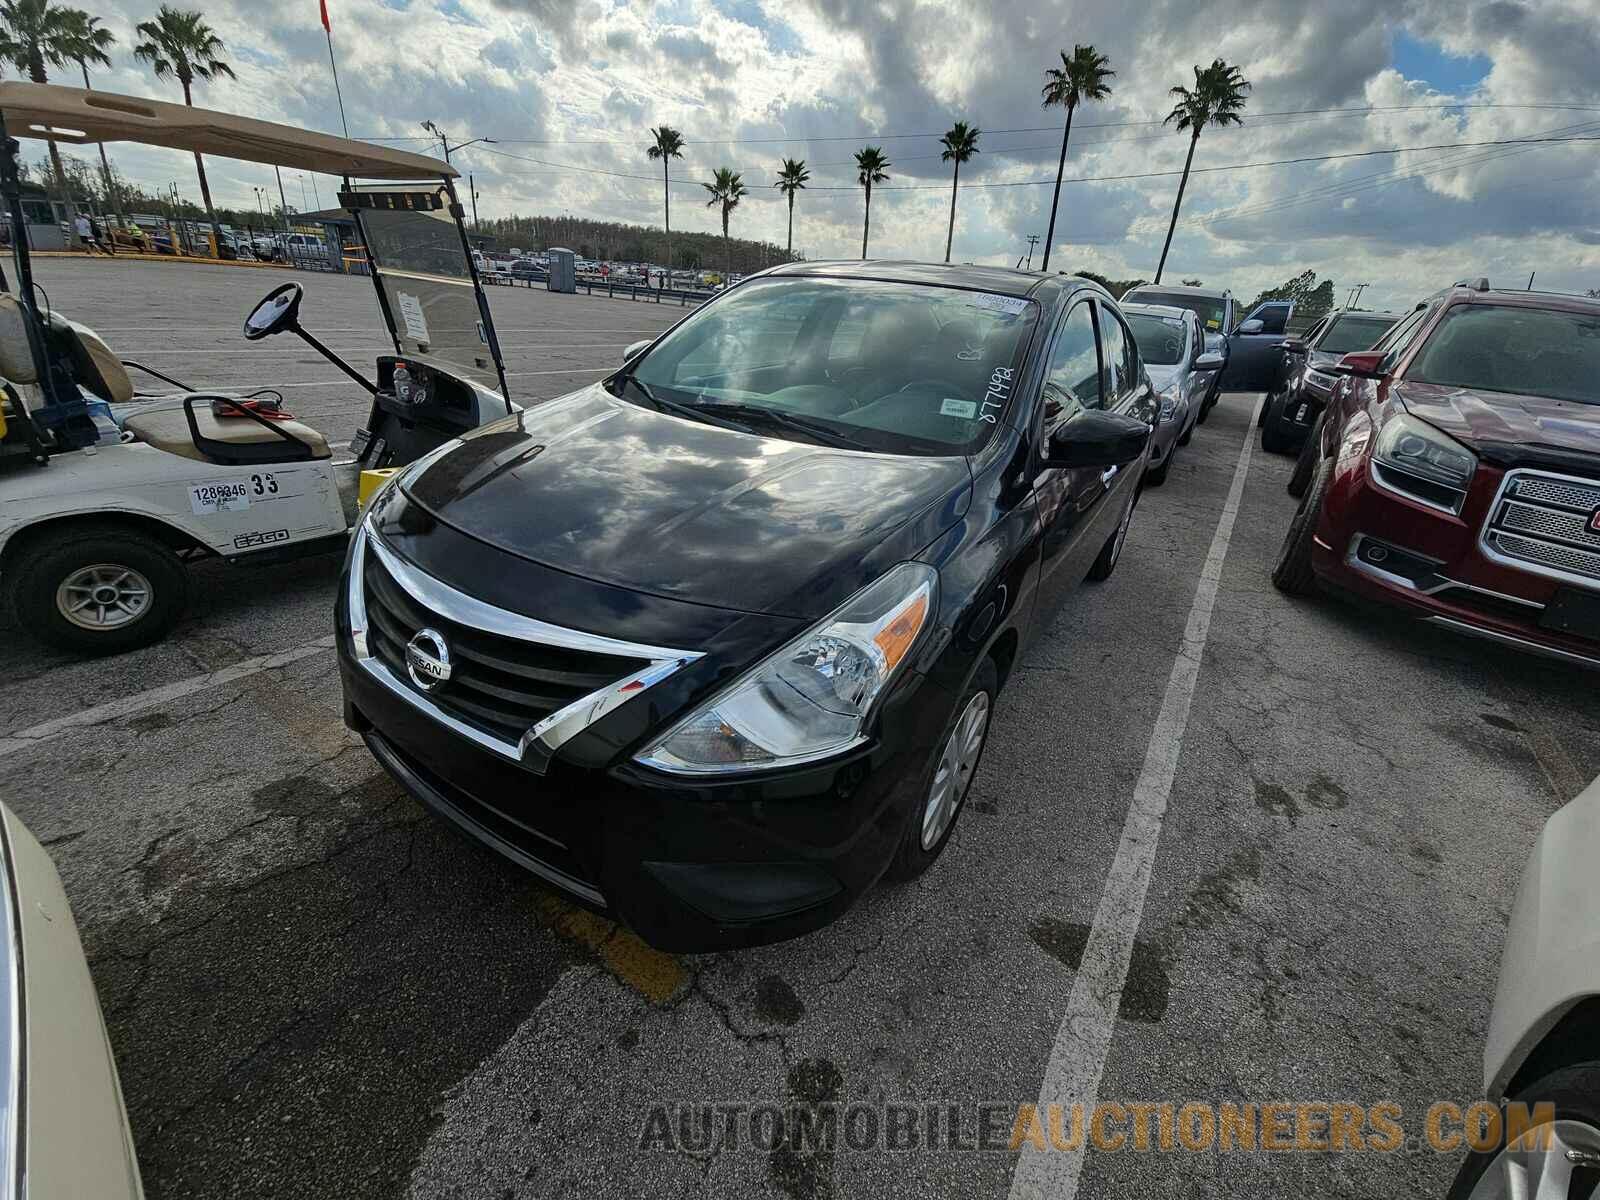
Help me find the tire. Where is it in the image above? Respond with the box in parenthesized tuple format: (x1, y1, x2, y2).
(1260, 392, 1299, 455)
(1258, 389, 1278, 427)
(1271, 453, 1330, 596)
(1445, 1062, 1600, 1200)
(1086, 485, 1139, 582)
(1144, 447, 1173, 487)
(885, 657, 998, 882)
(9, 526, 189, 654)
(1196, 401, 1211, 426)
(1287, 414, 1324, 499)
(1177, 415, 1194, 447)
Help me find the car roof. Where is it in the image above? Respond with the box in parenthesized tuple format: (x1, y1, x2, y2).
(764, 259, 1063, 299)
(1124, 283, 1232, 300)
(1120, 302, 1194, 323)
(1434, 284, 1600, 315)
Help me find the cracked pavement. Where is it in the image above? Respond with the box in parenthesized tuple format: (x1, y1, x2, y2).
(1, 260, 1596, 1198)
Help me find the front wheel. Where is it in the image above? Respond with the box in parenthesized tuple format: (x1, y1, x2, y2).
(1445, 1063, 1600, 1200)
(1261, 391, 1300, 455)
(885, 657, 997, 882)
(9, 526, 190, 653)
(1087, 485, 1139, 582)
(1271, 453, 1330, 596)
(1287, 415, 1324, 498)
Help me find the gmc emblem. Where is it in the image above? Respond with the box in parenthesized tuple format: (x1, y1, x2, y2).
(1591, 506, 1600, 534)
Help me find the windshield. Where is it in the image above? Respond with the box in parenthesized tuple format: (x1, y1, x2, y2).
(621, 277, 1040, 455)
(1125, 290, 1227, 333)
(1407, 304, 1600, 406)
(1125, 314, 1187, 366)
(1318, 315, 1398, 355)
(356, 194, 502, 389)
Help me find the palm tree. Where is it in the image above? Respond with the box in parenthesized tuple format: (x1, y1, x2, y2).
(703, 166, 746, 281)
(1155, 58, 1250, 284)
(646, 125, 684, 280)
(774, 157, 809, 259)
(1039, 44, 1115, 273)
(939, 121, 980, 264)
(854, 146, 890, 259)
(0, 0, 109, 232)
(62, 10, 118, 218)
(133, 5, 236, 257)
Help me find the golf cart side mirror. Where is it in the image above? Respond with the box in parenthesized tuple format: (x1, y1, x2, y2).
(1337, 350, 1386, 379)
(244, 282, 304, 341)
(622, 339, 651, 364)
(1046, 409, 1151, 469)
(1194, 350, 1224, 369)
(1237, 319, 1264, 335)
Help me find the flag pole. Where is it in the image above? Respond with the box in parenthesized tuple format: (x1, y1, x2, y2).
(321, 1, 349, 137)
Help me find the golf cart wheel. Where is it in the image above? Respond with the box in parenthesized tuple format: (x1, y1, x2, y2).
(1445, 1062, 1600, 1200)
(11, 525, 189, 654)
(885, 657, 997, 882)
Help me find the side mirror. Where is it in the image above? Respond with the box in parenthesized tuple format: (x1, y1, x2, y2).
(1046, 409, 1152, 469)
(622, 339, 651, 364)
(1336, 350, 1386, 379)
(1194, 350, 1224, 369)
(1237, 319, 1264, 335)
(1277, 338, 1307, 354)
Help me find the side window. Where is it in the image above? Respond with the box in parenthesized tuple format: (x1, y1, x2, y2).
(1189, 316, 1203, 360)
(1379, 306, 1433, 370)
(1305, 316, 1330, 345)
(1098, 306, 1137, 402)
(1042, 301, 1103, 422)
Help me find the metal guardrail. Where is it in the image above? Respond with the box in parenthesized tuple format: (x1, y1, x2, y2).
(480, 271, 713, 307)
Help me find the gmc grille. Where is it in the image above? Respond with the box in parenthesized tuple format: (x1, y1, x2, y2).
(1481, 469, 1600, 589)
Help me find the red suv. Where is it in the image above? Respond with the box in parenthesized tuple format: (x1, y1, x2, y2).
(1273, 281, 1600, 669)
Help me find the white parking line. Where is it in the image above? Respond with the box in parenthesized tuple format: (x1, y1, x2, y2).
(1008, 397, 1263, 1200)
(0, 637, 336, 756)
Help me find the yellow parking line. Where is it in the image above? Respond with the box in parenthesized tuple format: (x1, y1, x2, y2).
(538, 895, 687, 1005)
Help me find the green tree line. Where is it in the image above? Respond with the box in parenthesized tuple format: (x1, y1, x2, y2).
(476, 212, 800, 275)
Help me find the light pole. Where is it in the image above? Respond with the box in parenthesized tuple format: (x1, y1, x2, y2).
(1024, 233, 1040, 270)
(420, 120, 497, 165)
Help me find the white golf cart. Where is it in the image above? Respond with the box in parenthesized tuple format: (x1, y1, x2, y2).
(0, 82, 515, 653)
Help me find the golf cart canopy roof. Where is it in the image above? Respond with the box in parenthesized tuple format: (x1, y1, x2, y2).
(0, 82, 455, 180)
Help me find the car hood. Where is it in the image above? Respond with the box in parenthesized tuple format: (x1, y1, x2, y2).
(403, 384, 973, 619)
(1396, 381, 1600, 458)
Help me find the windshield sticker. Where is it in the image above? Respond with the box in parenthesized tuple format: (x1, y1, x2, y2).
(398, 292, 430, 343)
(969, 292, 1031, 316)
(981, 366, 1014, 424)
(940, 398, 978, 419)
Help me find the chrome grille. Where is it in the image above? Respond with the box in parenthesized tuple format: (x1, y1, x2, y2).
(1481, 469, 1600, 588)
(1508, 475, 1600, 512)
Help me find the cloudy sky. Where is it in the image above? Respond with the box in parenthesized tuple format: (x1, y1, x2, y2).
(30, 0, 1600, 309)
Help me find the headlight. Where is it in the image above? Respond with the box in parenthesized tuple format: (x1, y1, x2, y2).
(1304, 366, 1338, 390)
(1371, 413, 1476, 514)
(636, 562, 937, 774)
(1158, 381, 1183, 420)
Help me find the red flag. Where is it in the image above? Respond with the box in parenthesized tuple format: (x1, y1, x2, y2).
(320, 0, 331, 32)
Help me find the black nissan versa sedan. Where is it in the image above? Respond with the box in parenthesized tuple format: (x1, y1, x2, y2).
(337, 262, 1158, 951)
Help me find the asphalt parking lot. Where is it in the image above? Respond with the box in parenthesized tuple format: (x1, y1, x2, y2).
(3, 259, 1597, 1199)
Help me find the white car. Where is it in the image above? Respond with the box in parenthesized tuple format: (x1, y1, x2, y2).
(1448, 775, 1600, 1197)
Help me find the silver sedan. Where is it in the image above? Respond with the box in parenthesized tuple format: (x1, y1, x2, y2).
(1122, 303, 1223, 486)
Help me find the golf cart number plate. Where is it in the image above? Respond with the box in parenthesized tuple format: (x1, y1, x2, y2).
(189, 481, 251, 514)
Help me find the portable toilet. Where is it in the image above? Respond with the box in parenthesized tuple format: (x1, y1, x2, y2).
(547, 247, 576, 293)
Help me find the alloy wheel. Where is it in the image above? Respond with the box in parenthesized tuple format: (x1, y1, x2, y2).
(1465, 1118, 1600, 1199)
(56, 563, 153, 630)
(921, 691, 990, 850)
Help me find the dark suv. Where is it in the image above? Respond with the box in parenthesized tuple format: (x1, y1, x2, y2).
(1262, 309, 1402, 454)
(1273, 281, 1600, 669)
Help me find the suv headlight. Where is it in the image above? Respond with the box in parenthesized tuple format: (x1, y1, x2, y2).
(636, 562, 937, 775)
(1370, 412, 1476, 515)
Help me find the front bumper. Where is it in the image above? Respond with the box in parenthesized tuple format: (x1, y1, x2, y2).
(335, 542, 952, 952)
(1310, 457, 1600, 669)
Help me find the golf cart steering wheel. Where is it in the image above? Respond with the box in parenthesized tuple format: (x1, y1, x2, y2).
(243, 282, 304, 340)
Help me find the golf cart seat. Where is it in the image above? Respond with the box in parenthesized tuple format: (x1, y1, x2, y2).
(123, 398, 331, 465)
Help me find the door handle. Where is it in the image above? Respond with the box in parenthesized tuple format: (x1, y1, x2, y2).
(1100, 466, 1118, 487)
